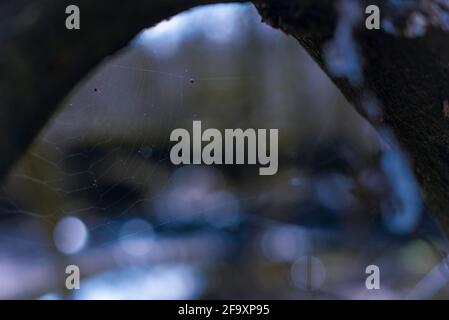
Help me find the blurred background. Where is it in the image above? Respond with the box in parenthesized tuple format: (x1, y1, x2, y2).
(0, 3, 448, 299)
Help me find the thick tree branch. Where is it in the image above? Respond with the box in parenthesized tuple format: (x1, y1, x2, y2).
(0, 0, 243, 180)
(256, 0, 449, 234)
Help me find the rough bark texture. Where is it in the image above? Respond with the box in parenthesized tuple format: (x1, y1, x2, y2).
(2, 0, 449, 235)
(255, 0, 449, 235)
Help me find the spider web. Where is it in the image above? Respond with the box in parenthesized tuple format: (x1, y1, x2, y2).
(0, 3, 448, 300)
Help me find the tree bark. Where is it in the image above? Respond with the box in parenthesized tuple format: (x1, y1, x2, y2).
(2, 0, 449, 235)
(255, 0, 449, 235)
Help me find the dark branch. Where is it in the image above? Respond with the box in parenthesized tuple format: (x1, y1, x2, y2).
(256, 0, 449, 235)
(0, 0, 243, 180)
